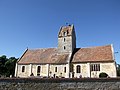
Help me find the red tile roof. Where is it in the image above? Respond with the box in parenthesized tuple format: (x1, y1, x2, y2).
(18, 48, 70, 64)
(18, 45, 114, 64)
(72, 45, 114, 63)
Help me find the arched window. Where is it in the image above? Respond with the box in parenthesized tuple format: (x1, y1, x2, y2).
(63, 32, 66, 36)
(76, 65, 81, 73)
(22, 66, 25, 72)
(37, 66, 41, 73)
(63, 31, 68, 36)
(37, 66, 41, 76)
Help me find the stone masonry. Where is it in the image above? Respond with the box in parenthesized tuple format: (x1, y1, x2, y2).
(0, 78, 120, 90)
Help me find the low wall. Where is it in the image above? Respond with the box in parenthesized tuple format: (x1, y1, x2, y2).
(0, 78, 120, 90)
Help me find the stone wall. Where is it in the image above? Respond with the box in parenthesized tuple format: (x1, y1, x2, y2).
(0, 78, 120, 90)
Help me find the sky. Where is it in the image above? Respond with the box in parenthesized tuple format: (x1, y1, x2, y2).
(0, 0, 120, 63)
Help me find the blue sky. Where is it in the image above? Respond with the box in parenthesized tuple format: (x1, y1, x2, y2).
(0, 0, 120, 63)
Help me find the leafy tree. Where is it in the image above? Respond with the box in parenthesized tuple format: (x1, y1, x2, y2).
(117, 64, 120, 76)
(0, 55, 8, 75)
(0, 55, 18, 77)
(5, 57, 18, 77)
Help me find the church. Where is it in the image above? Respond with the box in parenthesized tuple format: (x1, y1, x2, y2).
(15, 25, 117, 78)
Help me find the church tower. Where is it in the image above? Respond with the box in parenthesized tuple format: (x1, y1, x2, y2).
(58, 24, 76, 54)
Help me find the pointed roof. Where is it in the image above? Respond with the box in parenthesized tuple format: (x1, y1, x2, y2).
(18, 45, 114, 64)
(18, 48, 70, 64)
(58, 24, 74, 37)
(72, 45, 114, 63)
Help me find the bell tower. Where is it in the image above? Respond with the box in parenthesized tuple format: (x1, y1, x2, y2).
(58, 24, 76, 54)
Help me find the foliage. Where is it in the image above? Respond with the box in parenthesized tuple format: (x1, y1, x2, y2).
(117, 64, 120, 76)
(99, 72, 108, 78)
(0, 55, 18, 77)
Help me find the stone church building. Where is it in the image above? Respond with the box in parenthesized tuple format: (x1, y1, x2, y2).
(15, 25, 117, 78)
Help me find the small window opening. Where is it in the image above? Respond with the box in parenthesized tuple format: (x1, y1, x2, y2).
(37, 66, 41, 76)
(64, 38, 65, 42)
(55, 67, 57, 72)
(64, 67, 66, 73)
(22, 66, 25, 72)
(63, 32, 66, 36)
(76, 65, 81, 73)
(37, 66, 41, 73)
(64, 46, 66, 50)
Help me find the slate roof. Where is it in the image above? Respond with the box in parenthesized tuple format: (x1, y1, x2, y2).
(72, 45, 114, 63)
(18, 48, 70, 64)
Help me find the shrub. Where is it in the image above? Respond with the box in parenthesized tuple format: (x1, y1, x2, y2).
(99, 72, 108, 78)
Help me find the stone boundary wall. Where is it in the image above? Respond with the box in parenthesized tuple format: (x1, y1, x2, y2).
(0, 78, 120, 90)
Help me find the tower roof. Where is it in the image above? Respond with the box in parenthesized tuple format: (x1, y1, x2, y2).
(58, 24, 74, 37)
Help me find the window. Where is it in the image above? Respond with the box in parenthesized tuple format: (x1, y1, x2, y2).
(22, 66, 25, 72)
(64, 67, 66, 73)
(37, 66, 41, 73)
(90, 64, 100, 71)
(55, 67, 57, 72)
(64, 46, 66, 50)
(37, 66, 41, 76)
(76, 65, 81, 73)
(63, 30, 68, 36)
(64, 38, 65, 42)
(63, 32, 66, 36)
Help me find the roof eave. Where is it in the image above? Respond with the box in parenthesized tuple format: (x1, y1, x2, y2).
(72, 60, 115, 63)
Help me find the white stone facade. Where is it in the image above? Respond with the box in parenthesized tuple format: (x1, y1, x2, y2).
(73, 62, 117, 78)
(15, 64, 70, 78)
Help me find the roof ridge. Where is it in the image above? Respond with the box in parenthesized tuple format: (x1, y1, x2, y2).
(80, 44, 112, 49)
(28, 47, 57, 50)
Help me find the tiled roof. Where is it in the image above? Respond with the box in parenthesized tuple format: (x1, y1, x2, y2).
(18, 45, 114, 64)
(58, 25, 74, 37)
(18, 48, 70, 64)
(72, 45, 114, 63)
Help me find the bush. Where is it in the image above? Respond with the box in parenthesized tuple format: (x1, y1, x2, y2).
(99, 72, 108, 78)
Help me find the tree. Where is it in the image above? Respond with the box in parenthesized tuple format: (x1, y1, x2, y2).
(5, 57, 18, 77)
(0, 55, 8, 76)
(0, 55, 18, 77)
(117, 64, 120, 76)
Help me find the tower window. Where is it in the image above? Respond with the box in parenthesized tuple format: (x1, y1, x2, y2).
(63, 32, 67, 36)
(64, 38, 65, 42)
(22, 66, 25, 72)
(64, 46, 66, 50)
(55, 67, 57, 72)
